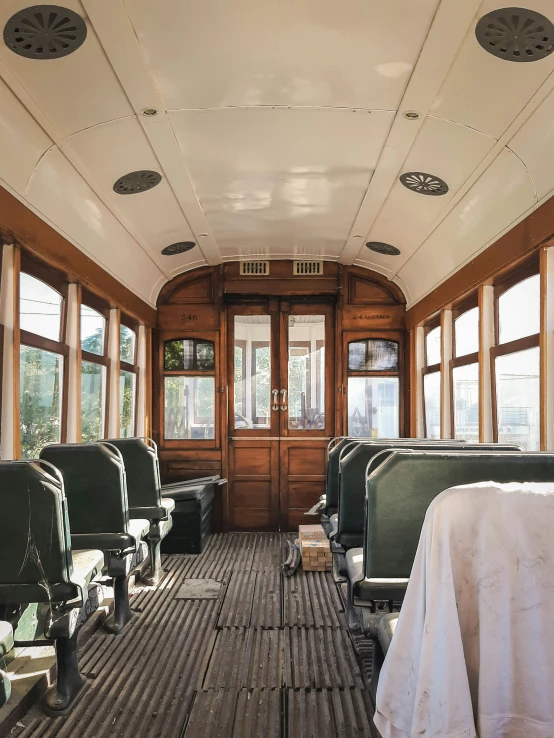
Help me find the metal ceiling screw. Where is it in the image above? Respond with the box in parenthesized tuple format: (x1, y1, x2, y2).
(141, 108, 158, 117)
(403, 111, 421, 120)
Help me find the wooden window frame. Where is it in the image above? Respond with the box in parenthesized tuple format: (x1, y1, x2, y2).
(119, 315, 139, 438)
(421, 318, 441, 438)
(80, 296, 110, 440)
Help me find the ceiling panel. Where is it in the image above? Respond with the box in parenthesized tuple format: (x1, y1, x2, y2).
(508, 87, 554, 200)
(0, 0, 133, 137)
(397, 148, 537, 303)
(170, 107, 394, 258)
(66, 116, 198, 266)
(0, 77, 52, 193)
(430, 0, 554, 138)
(26, 146, 164, 303)
(126, 0, 438, 111)
(362, 116, 496, 269)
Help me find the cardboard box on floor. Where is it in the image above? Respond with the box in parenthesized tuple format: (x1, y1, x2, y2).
(299, 524, 332, 571)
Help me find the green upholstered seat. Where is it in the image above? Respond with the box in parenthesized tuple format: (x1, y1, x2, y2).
(336, 442, 520, 549)
(324, 439, 359, 516)
(353, 450, 554, 605)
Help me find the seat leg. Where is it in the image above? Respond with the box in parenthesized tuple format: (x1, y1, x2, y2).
(43, 632, 84, 717)
(142, 535, 162, 587)
(104, 574, 133, 635)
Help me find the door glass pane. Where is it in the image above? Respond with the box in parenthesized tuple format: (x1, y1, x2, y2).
(20, 273, 63, 341)
(234, 316, 271, 429)
(20, 346, 62, 459)
(423, 371, 441, 439)
(347, 340, 399, 371)
(498, 274, 539, 344)
(455, 307, 479, 357)
(81, 305, 105, 355)
(452, 363, 479, 441)
(164, 376, 215, 439)
(81, 361, 106, 442)
(120, 370, 136, 438)
(496, 347, 540, 451)
(426, 326, 441, 366)
(347, 377, 399, 437)
(288, 315, 325, 430)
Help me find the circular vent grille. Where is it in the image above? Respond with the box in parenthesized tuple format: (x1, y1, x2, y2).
(400, 172, 449, 196)
(113, 170, 162, 195)
(161, 242, 196, 256)
(475, 8, 554, 62)
(4, 6, 87, 60)
(366, 242, 401, 256)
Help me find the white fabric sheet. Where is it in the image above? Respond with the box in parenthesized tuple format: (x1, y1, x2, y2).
(374, 482, 554, 738)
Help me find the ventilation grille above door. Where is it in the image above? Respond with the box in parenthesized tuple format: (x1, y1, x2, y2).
(240, 261, 270, 276)
(293, 261, 323, 276)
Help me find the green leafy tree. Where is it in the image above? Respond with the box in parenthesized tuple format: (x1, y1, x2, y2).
(20, 347, 61, 459)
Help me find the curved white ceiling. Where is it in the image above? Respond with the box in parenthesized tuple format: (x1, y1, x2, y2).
(0, 0, 553, 307)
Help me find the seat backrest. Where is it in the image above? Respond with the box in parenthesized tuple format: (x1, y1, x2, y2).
(324, 438, 358, 515)
(102, 437, 161, 509)
(0, 461, 73, 601)
(40, 443, 128, 534)
(364, 451, 554, 583)
(336, 440, 483, 545)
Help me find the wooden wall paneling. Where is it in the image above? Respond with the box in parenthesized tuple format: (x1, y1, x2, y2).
(283, 439, 327, 530)
(228, 440, 278, 530)
(342, 304, 406, 331)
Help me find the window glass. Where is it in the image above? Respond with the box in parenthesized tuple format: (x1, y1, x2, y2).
(164, 339, 215, 371)
(426, 326, 441, 366)
(20, 273, 63, 342)
(347, 377, 399, 437)
(120, 370, 136, 438)
(496, 347, 540, 451)
(81, 361, 106, 442)
(452, 362, 479, 441)
(455, 307, 479, 357)
(20, 346, 62, 458)
(81, 305, 105, 355)
(234, 316, 271, 429)
(165, 376, 215, 439)
(120, 325, 136, 364)
(423, 372, 441, 439)
(498, 274, 540, 344)
(347, 340, 399, 372)
(288, 315, 325, 430)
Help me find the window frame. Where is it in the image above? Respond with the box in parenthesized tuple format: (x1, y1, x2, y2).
(450, 296, 479, 439)
(18, 257, 69, 453)
(160, 330, 219, 449)
(119, 313, 139, 438)
(422, 317, 441, 438)
(343, 330, 404, 437)
(80, 291, 110, 441)
(491, 266, 540, 445)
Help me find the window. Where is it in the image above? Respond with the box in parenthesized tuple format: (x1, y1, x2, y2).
(423, 322, 441, 438)
(19, 269, 67, 459)
(289, 315, 326, 430)
(81, 300, 108, 442)
(493, 273, 540, 450)
(347, 338, 400, 437)
(164, 337, 216, 440)
(120, 319, 138, 438)
(451, 305, 479, 441)
(233, 317, 271, 429)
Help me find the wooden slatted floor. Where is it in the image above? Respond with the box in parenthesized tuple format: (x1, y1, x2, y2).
(12, 533, 373, 738)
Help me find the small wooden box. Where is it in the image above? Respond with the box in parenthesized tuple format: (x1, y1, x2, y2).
(299, 525, 332, 571)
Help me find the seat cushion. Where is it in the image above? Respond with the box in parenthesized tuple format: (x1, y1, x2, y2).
(71, 549, 104, 586)
(378, 612, 399, 655)
(345, 547, 364, 584)
(0, 622, 13, 658)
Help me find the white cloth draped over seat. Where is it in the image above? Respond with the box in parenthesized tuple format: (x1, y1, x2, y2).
(374, 482, 554, 738)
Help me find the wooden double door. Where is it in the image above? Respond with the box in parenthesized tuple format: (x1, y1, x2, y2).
(227, 299, 335, 531)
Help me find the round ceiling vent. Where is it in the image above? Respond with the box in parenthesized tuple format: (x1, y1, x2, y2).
(400, 172, 449, 196)
(3, 5, 87, 60)
(475, 8, 554, 62)
(161, 242, 196, 256)
(366, 242, 401, 256)
(113, 170, 162, 195)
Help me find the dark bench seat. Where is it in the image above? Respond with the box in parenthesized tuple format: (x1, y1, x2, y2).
(0, 461, 104, 715)
(40, 444, 149, 635)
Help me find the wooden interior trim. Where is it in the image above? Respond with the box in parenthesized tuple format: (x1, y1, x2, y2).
(540, 247, 547, 450)
(0, 185, 156, 326)
(20, 329, 69, 357)
(12, 247, 21, 457)
(490, 333, 539, 359)
(406, 194, 554, 329)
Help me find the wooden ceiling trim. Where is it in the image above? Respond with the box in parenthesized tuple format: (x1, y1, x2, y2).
(0, 186, 157, 326)
(406, 194, 554, 329)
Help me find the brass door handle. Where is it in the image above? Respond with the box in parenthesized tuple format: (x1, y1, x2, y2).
(280, 389, 287, 411)
(272, 389, 279, 411)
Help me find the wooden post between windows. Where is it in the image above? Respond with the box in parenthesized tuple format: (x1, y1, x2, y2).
(66, 283, 82, 442)
(107, 308, 121, 438)
(479, 285, 494, 443)
(440, 310, 452, 439)
(410, 326, 424, 437)
(540, 246, 554, 450)
(0, 244, 19, 459)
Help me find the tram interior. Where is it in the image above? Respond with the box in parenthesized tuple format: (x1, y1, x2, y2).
(0, 1, 554, 736)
